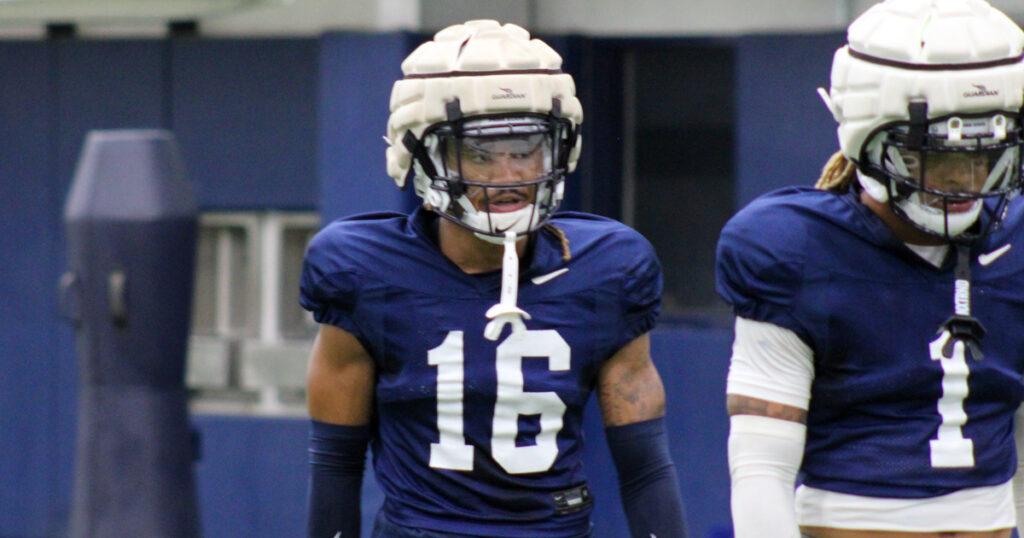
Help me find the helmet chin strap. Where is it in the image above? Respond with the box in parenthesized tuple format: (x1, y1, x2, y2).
(484, 230, 531, 341)
(468, 203, 538, 244)
(937, 244, 986, 360)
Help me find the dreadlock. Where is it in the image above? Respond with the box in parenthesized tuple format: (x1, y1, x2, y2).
(815, 150, 858, 192)
(542, 223, 572, 261)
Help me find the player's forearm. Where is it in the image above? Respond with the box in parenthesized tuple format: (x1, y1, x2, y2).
(307, 420, 370, 538)
(606, 417, 689, 538)
(728, 414, 804, 538)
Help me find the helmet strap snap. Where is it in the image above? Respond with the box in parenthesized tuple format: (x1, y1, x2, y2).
(936, 243, 987, 360)
(484, 230, 532, 341)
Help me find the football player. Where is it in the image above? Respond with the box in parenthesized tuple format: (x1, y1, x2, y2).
(717, 0, 1024, 536)
(302, 20, 688, 538)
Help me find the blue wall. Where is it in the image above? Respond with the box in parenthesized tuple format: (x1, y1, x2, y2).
(0, 30, 841, 537)
(734, 32, 847, 208)
(318, 31, 414, 221)
(0, 41, 71, 538)
(172, 38, 319, 210)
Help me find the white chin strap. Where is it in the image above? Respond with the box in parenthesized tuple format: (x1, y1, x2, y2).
(462, 202, 540, 244)
(898, 193, 981, 237)
(484, 230, 531, 341)
(856, 170, 979, 237)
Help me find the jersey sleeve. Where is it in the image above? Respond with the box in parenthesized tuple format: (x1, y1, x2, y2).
(619, 231, 663, 344)
(715, 203, 810, 343)
(299, 225, 362, 335)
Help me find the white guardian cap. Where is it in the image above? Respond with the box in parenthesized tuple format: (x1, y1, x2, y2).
(819, 0, 1024, 240)
(385, 20, 583, 242)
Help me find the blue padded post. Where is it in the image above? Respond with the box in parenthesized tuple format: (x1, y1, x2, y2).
(62, 129, 201, 537)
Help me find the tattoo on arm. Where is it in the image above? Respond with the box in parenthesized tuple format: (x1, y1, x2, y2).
(599, 360, 666, 426)
(727, 394, 807, 424)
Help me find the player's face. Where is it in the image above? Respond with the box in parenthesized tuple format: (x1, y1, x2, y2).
(902, 151, 991, 212)
(452, 134, 545, 213)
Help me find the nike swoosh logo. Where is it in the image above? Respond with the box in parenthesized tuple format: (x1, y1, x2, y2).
(531, 268, 569, 285)
(978, 244, 1011, 266)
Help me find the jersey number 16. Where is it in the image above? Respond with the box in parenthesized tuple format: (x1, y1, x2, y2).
(427, 329, 570, 475)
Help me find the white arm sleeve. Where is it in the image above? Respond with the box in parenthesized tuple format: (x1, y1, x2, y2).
(1014, 403, 1024, 536)
(726, 317, 814, 409)
(726, 317, 813, 538)
(729, 415, 805, 538)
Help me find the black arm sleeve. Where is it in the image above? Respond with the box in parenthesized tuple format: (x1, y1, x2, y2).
(307, 420, 371, 538)
(605, 417, 689, 538)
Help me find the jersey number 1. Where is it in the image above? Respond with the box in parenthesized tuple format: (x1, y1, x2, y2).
(427, 329, 570, 475)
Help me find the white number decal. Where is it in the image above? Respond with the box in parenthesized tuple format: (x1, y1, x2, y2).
(427, 331, 474, 470)
(928, 330, 974, 468)
(427, 329, 570, 474)
(492, 330, 570, 473)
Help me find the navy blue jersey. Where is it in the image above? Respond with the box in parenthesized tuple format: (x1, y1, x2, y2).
(716, 187, 1024, 498)
(300, 208, 661, 536)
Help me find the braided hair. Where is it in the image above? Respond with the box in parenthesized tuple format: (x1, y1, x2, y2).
(814, 150, 857, 192)
(542, 223, 571, 261)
